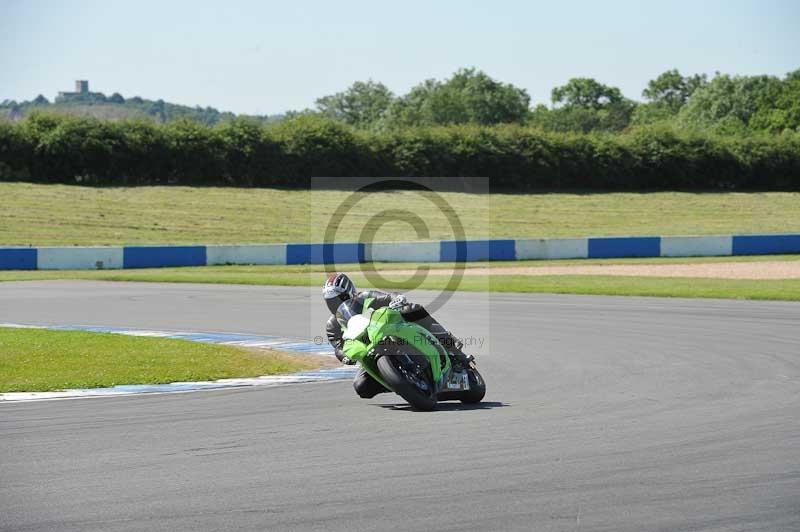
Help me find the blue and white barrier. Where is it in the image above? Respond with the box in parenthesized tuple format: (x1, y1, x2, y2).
(38, 246, 125, 270)
(206, 244, 286, 266)
(2, 233, 800, 270)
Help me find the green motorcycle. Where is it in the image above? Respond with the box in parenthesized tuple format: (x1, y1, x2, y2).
(337, 298, 486, 411)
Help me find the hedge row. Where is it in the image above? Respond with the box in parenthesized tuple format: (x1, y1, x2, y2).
(0, 113, 798, 189)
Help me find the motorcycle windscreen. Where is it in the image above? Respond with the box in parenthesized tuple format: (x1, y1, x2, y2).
(343, 314, 369, 340)
(335, 300, 361, 329)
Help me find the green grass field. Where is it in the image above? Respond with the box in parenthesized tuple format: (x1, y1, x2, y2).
(2, 183, 800, 245)
(0, 327, 323, 392)
(3, 255, 799, 301)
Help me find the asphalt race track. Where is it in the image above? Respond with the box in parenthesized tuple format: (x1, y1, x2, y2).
(1, 281, 799, 531)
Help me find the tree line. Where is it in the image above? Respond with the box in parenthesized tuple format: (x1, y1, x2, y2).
(1, 67, 797, 190)
(0, 92, 284, 126)
(2, 67, 798, 134)
(315, 68, 800, 135)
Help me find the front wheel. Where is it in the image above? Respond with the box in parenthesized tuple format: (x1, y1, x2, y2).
(377, 352, 437, 411)
(459, 366, 486, 404)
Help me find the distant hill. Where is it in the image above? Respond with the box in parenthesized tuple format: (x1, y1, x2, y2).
(0, 91, 285, 125)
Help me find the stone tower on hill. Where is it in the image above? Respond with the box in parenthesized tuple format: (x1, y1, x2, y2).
(58, 80, 89, 98)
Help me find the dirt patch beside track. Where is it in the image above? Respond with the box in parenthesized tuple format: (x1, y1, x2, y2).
(386, 260, 800, 280)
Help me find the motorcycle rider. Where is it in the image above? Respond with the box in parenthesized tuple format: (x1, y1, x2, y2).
(323, 272, 469, 399)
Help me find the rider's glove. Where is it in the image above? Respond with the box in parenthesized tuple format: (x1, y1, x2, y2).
(341, 355, 355, 365)
(388, 295, 407, 310)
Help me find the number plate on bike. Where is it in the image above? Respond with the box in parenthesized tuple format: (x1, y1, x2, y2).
(446, 370, 470, 391)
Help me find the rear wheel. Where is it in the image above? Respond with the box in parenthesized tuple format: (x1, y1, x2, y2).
(377, 349, 437, 411)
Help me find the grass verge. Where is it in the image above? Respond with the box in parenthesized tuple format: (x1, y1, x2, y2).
(1, 255, 799, 301)
(3, 183, 800, 245)
(0, 328, 323, 393)
(485, 275, 800, 301)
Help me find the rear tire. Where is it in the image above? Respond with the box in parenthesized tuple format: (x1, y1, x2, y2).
(459, 366, 486, 404)
(377, 352, 438, 411)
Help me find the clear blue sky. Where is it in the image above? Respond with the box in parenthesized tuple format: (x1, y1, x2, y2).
(2, 0, 798, 115)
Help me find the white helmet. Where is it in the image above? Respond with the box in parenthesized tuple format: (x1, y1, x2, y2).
(323, 273, 356, 313)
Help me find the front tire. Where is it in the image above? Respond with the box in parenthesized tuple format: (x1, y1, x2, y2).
(377, 352, 437, 411)
(459, 366, 486, 404)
